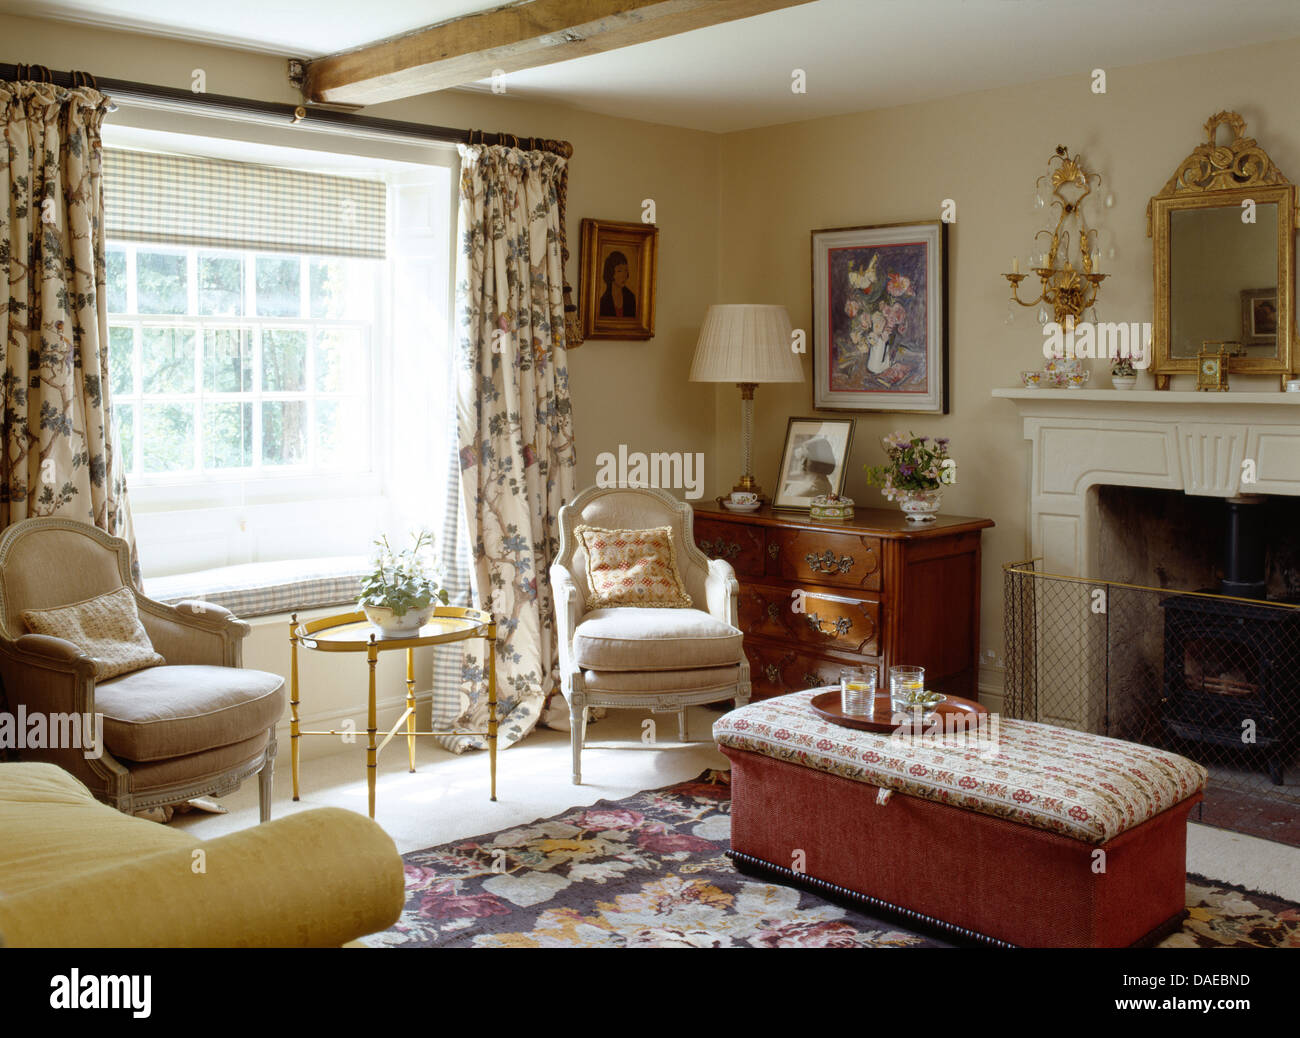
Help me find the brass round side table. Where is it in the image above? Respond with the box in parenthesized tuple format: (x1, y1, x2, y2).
(289, 606, 497, 819)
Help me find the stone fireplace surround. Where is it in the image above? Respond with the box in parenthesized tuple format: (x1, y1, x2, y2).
(993, 389, 1300, 579)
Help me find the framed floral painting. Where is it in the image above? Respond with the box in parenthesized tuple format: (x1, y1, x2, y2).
(811, 221, 948, 413)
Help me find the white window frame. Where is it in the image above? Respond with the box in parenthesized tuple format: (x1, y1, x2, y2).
(108, 243, 382, 507)
(99, 115, 459, 577)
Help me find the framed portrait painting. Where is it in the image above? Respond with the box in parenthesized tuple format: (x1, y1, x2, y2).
(811, 221, 948, 413)
(1240, 287, 1278, 348)
(579, 218, 658, 340)
(773, 417, 855, 511)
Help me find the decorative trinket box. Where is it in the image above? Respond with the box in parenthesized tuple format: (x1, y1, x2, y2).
(810, 493, 854, 520)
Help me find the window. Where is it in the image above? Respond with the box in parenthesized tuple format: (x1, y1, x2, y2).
(106, 244, 374, 480)
(99, 127, 458, 579)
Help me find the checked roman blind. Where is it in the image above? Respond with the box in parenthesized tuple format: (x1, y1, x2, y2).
(102, 148, 386, 259)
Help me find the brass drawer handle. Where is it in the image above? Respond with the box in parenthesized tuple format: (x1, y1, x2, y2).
(806, 612, 852, 637)
(802, 672, 821, 688)
(766, 602, 782, 621)
(700, 538, 742, 560)
(764, 664, 781, 684)
(767, 543, 781, 558)
(805, 549, 854, 574)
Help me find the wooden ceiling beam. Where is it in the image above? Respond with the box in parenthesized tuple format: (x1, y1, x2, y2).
(302, 0, 815, 106)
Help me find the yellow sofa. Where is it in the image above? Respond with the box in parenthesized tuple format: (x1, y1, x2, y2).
(0, 762, 405, 947)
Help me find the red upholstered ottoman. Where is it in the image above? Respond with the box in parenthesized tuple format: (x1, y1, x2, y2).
(714, 690, 1207, 948)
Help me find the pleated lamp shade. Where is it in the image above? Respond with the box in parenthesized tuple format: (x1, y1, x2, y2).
(689, 304, 805, 383)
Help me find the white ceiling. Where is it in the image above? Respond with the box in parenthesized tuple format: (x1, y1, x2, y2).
(6, 0, 1300, 132)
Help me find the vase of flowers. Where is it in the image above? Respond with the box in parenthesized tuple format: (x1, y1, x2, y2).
(1111, 356, 1138, 390)
(359, 531, 450, 636)
(864, 432, 956, 522)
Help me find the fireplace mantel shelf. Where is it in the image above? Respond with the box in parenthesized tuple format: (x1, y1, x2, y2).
(993, 388, 1300, 405)
(993, 385, 1300, 581)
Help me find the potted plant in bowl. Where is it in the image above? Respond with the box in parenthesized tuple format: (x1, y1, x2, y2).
(864, 432, 957, 522)
(358, 531, 450, 636)
(1111, 355, 1138, 390)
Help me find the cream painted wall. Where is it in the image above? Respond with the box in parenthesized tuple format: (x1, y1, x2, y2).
(717, 36, 1300, 689)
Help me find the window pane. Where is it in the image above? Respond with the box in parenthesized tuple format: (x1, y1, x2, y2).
(316, 400, 364, 469)
(136, 251, 188, 315)
(311, 258, 375, 321)
(106, 248, 127, 313)
(141, 328, 196, 394)
(141, 403, 194, 472)
(204, 402, 252, 469)
(114, 401, 135, 474)
(204, 328, 253, 393)
(198, 255, 244, 316)
(310, 259, 345, 319)
(255, 256, 301, 317)
(314, 328, 364, 392)
(262, 401, 307, 466)
(108, 325, 134, 396)
(262, 329, 307, 391)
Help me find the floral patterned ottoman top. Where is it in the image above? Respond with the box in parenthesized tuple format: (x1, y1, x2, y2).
(713, 690, 1207, 845)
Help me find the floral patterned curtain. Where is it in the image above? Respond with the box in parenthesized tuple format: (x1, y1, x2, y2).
(0, 81, 136, 576)
(444, 143, 577, 753)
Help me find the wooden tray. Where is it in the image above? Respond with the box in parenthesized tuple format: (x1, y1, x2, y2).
(809, 689, 987, 734)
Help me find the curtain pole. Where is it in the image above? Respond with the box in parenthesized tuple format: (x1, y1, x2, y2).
(0, 63, 571, 153)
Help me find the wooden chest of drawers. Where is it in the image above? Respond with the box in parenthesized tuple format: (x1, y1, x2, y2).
(693, 505, 994, 702)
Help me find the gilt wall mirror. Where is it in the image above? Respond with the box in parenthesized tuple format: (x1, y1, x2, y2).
(1148, 111, 1298, 388)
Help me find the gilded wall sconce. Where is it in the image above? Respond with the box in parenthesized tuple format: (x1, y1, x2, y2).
(1003, 146, 1107, 327)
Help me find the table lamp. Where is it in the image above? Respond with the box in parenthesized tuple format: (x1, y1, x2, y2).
(689, 304, 804, 502)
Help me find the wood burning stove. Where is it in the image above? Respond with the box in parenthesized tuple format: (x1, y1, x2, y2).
(1159, 496, 1298, 785)
(1160, 594, 1297, 785)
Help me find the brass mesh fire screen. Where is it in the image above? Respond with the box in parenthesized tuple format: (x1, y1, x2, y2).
(1003, 561, 1300, 838)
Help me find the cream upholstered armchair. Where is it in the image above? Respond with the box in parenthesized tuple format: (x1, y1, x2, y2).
(551, 485, 750, 784)
(0, 518, 284, 821)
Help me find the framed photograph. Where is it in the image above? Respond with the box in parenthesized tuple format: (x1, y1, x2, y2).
(579, 218, 658, 340)
(773, 417, 856, 511)
(811, 220, 948, 413)
(1240, 287, 1278, 347)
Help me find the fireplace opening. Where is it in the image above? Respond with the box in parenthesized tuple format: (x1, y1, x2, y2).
(1094, 486, 1300, 598)
(1005, 487, 1300, 843)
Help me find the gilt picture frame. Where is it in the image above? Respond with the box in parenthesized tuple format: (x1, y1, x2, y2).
(579, 218, 658, 340)
(811, 220, 948, 413)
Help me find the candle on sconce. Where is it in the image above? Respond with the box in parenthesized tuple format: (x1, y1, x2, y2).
(1011, 257, 1020, 274)
(1092, 250, 1101, 270)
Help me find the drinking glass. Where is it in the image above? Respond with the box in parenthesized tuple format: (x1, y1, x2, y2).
(840, 668, 876, 716)
(889, 666, 926, 712)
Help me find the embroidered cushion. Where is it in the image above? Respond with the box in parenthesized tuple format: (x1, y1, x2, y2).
(574, 524, 692, 609)
(23, 586, 166, 682)
(713, 689, 1207, 844)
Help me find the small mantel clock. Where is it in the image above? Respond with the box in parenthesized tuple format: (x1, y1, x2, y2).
(1195, 342, 1233, 392)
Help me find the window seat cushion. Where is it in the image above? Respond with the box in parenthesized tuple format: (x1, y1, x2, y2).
(143, 556, 369, 619)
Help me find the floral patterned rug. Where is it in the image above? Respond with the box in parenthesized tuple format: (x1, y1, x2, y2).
(362, 770, 1300, 948)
